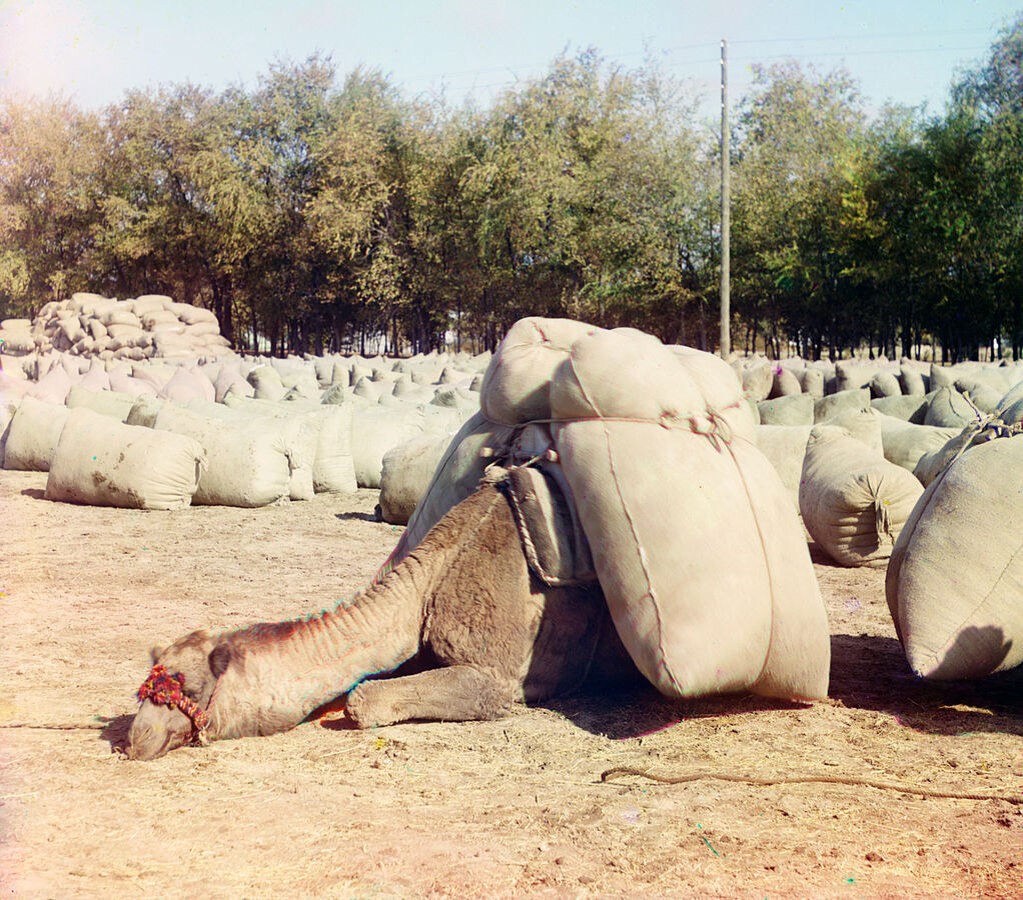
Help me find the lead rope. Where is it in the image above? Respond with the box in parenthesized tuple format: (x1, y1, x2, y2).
(600, 766, 1023, 803)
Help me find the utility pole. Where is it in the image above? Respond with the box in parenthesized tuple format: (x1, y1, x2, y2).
(719, 38, 731, 359)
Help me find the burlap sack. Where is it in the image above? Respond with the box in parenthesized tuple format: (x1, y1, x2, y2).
(377, 433, 451, 525)
(550, 328, 829, 701)
(887, 429, 1023, 678)
(479, 317, 602, 425)
(152, 404, 293, 507)
(877, 416, 961, 475)
(45, 407, 204, 509)
(899, 363, 927, 396)
(769, 365, 803, 398)
(869, 370, 902, 398)
(757, 393, 813, 426)
(924, 386, 982, 428)
(387, 411, 518, 566)
(870, 394, 929, 423)
(754, 424, 812, 510)
(223, 395, 357, 493)
(3, 396, 70, 471)
(67, 385, 137, 421)
(813, 388, 870, 423)
(799, 425, 924, 567)
(350, 403, 463, 489)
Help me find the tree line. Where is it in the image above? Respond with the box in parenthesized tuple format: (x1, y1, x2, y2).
(2, 17, 1022, 361)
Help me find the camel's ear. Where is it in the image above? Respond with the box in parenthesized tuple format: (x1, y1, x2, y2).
(149, 645, 165, 664)
(208, 643, 235, 679)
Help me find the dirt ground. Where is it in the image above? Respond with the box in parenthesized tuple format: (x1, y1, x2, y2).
(1, 468, 1021, 899)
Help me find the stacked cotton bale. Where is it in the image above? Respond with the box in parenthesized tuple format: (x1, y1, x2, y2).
(2, 332, 497, 510)
(389, 316, 831, 705)
(16, 293, 232, 361)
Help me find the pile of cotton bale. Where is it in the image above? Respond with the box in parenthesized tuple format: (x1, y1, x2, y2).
(0, 339, 490, 513)
(1, 293, 232, 363)
(735, 352, 1023, 568)
(388, 316, 832, 706)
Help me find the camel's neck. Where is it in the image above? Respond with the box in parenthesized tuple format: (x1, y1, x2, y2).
(207, 553, 437, 740)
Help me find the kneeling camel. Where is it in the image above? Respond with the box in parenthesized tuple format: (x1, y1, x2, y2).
(126, 480, 639, 760)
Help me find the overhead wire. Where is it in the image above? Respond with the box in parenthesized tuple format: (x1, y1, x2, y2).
(400, 28, 993, 102)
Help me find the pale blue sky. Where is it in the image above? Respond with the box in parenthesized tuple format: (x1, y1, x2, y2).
(1, 1, 1020, 119)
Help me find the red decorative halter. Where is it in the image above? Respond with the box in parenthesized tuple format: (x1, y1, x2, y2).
(136, 664, 210, 746)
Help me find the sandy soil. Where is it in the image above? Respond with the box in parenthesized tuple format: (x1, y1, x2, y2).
(1, 467, 1021, 899)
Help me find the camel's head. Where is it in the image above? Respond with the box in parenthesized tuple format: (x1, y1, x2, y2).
(126, 630, 233, 761)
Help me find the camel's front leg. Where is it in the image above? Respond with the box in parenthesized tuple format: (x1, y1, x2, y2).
(345, 666, 513, 728)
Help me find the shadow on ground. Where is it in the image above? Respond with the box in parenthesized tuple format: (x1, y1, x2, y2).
(829, 631, 1023, 737)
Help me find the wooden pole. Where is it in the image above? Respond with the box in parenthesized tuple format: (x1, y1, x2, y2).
(720, 38, 731, 359)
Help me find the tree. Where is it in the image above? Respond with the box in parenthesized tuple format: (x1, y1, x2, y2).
(0, 95, 105, 316)
(732, 61, 871, 358)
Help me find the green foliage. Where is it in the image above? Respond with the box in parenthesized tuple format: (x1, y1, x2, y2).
(1, 31, 1020, 360)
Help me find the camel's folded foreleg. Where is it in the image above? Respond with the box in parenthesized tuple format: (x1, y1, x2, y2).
(345, 666, 513, 728)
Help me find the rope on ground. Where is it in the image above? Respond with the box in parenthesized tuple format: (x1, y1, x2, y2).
(599, 766, 1023, 804)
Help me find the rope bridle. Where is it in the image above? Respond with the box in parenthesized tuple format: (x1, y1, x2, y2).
(136, 664, 210, 746)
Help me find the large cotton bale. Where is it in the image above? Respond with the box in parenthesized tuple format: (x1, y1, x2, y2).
(769, 365, 803, 398)
(997, 381, 1023, 426)
(757, 393, 813, 426)
(389, 411, 519, 565)
(887, 430, 1023, 679)
(877, 416, 961, 475)
(151, 404, 293, 507)
(899, 363, 927, 396)
(929, 364, 956, 390)
(125, 394, 165, 429)
(67, 385, 137, 420)
(0, 398, 19, 466)
(835, 361, 876, 392)
(430, 386, 480, 412)
(953, 375, 1003, 414)
(223, 396, 357, 493)
(869, 369, 902, 398)
(246, 365, 287, 401)
(754, 424, 812, 510)
(820, 405, 884, 454)
(550, 327, 829, 702)
(28, 363, 76, 404)
(479, 317, 602, 425)
(797, 367, 825, 398)
(181, 398, 317, 502)
(1, 374, 31, 409)
(924, 386, 982, 428)
(870, 393, 930, 424)
(813, 388, 870, 423)
(44, 408, 204, 509)
(799, 425, 924, 567)
(377, 433, 451, 525)
(213, 364, 253, 402)
(740, 360, 774, 402)
(3, 396, 71, 471)
(351, 403, 463, 489)
(391, 378, 435, 405)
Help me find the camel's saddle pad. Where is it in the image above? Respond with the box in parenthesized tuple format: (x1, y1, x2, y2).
(500, 464, 596, 587)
